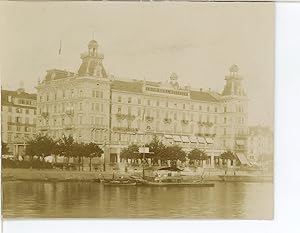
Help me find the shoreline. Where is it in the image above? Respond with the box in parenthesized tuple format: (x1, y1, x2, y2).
(1, 168, 273, 183)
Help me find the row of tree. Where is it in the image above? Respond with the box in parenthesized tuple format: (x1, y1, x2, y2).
(24, 135, 103, 171)
(120, 136, 238, 166)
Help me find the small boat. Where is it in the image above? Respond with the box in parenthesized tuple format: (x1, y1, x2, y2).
(219, 175, 273, 183)
(103, 178, 137, 186)
(141, 181, 214, 187)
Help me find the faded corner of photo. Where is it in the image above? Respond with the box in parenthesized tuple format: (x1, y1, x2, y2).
(1, 1, 274, 220)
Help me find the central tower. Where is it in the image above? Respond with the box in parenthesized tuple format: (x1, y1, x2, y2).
(78, 40, 107, 78)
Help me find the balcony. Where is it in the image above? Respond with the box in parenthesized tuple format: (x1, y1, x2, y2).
(197, 121, 214, 127)
(116, 113, 136, 121)
(39, 125, 49, 131)
(64, 124, 74, 130)
(181, 119, 189, 125)
(163, 118, 172, 124)
(113, 127, 138, 133)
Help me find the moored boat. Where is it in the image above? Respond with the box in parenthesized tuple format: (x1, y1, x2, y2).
(103, 178, 137, 186)
(219, 175, 273, 183)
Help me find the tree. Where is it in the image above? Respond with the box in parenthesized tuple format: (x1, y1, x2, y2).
(120, 144, 140, 162)
(146, 135, 167, 164)
(164, 145, 186, 166)
(188, 149, 208, 165)
(25, 135, 57, 166)
(84, 142, 103, 171)
(56, 135, 75, 167)
(1, 141, 9, 155)
(220, 150, 236, 165)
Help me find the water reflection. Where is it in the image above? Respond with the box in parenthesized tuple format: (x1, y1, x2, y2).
(3, 181, 273, 219)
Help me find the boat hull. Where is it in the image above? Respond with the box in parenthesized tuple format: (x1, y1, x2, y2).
(219, 175, 273, 183)
(141, 182, 215, 187)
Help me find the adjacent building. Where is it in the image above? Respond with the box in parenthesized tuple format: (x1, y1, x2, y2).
(36, 40, 249, 166)
(248, 126, 274, 162)
(1, 87, 37, 157)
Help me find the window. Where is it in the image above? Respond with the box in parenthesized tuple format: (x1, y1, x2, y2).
(128, 97, 132, 104)
(17, 126, 21, 132)
(25, 109, 29, 114)
(191, 114, 194, 121)
(8, 106, 12, 112)
(183, 104, 186, 109)
(215, 107, 218, 113)
(96, 91, 99, 98)
(79, 90, 83, 97)
(224, 128, 227, 135)
(79, 116, 83, 124)
(54, 105, 57, 113)
(91, 103, 95, 111)
(8, 116, 12, 123)
(128, 107, 132, 115)
(101, 104, 103, 112)
(117, 107, 121, 113)
(34, 110, 36, 115)
(8, 125, 12, 131)
(63, 90, 66, 99)
(156, 110, 159, 118)
(16, 117, 22, 123)
(118, 96, 122, 103)
(138, 99, 141, 104)
(46, 94, 49, 101)
(156, 100, 159, 106)
(138, 108, 141, 116)
(25, 127, 30, 132)
(16, 108, 22, 113)
(79, 103, 82, 111)
(147, 100, 151, 105)
(54, 92, 57, 100)
(174, 112, 177, 120)
(95, 117, 100, 125)
(191, 105, 194, 110)
(224, 117, 227, 124)
(207, 106, 210, 112)
(199, 105, 202, 111)
(100, 91, 103, 98)
(71, 90, 74, 98)
(215, 116, 218, 124)
(95, 103, 100, 111)
(25, 117, 29, 124)
(224, 106, 227, 112)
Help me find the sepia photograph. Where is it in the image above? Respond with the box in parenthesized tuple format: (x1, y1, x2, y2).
(1, 2, 274, 219)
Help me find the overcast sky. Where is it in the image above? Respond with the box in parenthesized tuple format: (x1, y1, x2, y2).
(0, 2, 274, 127)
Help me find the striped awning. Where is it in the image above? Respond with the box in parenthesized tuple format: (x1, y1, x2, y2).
(197, 137, 206, 144)
(164, 135, 173, 139)
(173, 135, 182, 142)
(236, 153, 250, 165)
(205, 137, 214, 144)
(181, 136, 190, 143)
(189, 136, 198, 143)
(236, 140, 245, 146)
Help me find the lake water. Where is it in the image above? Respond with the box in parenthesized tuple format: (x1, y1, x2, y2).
(2, 181, 273, 219)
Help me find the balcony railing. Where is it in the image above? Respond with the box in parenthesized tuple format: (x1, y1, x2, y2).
(113, 127, 138, 133)
(116, 113, 136, 121)
(163, 118, 172, 124)
(197, 121, 214, 127)
(181, 119, 189, 125)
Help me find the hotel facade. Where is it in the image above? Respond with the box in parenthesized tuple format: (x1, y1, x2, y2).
(36, 40, 249, 166)
(1, 88, 37, 157)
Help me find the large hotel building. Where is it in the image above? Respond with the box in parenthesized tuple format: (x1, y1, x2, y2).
(36, 40, 249, 166)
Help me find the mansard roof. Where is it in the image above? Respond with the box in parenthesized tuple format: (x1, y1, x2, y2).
(190, 90, 221, 102)
(44, 69, 76, 81)
(111, 80, 144, 93)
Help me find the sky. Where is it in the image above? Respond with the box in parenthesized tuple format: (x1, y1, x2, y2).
(0, 2, 274, 127)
